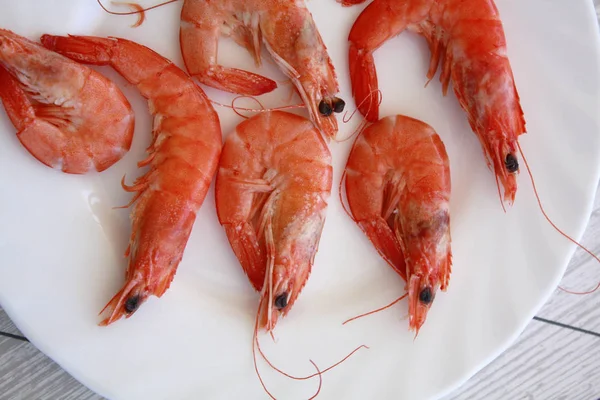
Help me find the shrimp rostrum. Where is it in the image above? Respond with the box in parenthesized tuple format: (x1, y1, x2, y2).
(344, 115, 452, 333)
(216, 111, 332, 331)
(347, 0, 526, 205)
(180, 0, 345, 139)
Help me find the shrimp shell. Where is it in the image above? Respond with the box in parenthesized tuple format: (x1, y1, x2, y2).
(345, 115, 452, 333)
(41, 34, 222, 324)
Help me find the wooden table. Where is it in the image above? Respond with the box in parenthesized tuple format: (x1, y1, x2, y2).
(2, 4, 600, 399)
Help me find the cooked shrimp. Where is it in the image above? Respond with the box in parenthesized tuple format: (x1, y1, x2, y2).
(344, 115, 452, 333)
(180, 0, 345, 139)
(215, 110, 332, 331)
(347, 0, 525, 205)
(0, 29, 134, 173)
(41, 34, 222, 325)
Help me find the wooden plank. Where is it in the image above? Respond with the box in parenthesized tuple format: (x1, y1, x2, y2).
(445, 183, 600, 398)
(0, 336, 101, 400)
(0, 309, 21, 337)
(536, 201, 600, 333)
(444, 318, 600, 399)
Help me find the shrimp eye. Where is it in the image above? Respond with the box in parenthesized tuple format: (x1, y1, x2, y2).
(125, 295, 140, 314)
(318, 100, 333, 116)
(274, 293, 288, 310)
(419, 287, 433, 305)
(332, 97, 346, 113)
(505, 153, 519, 173)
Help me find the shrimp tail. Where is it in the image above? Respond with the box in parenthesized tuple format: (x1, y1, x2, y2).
(194, 65, 278, 96)
(0, 66, 63, 170)
(356, 219, 407, 280)
(40, 34, 114, 65)
(348, 44, 379, 122)
(223, 223, 267, 291)
(0, 65, 33, 130)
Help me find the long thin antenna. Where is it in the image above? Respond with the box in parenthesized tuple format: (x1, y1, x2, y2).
(518, 142, 600, 295)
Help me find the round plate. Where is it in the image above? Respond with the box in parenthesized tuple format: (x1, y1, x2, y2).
(1, 1, 599, 399)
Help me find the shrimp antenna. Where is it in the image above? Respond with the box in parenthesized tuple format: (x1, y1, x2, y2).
(210, 95, 305, 119)
(342, 293, 408, 325)
(334, 89, 381, 143)
(256, 333, 368, 381)
(338, 170, 354, 221)
(335, 118, 368, 143)
(252, 251, 368, 385)
(96, 0, 179, 27)
(252, 297, 280, 400)
(307, 362, 323, 400)
(252, 297, 324, 399)
(342, 89, 382, 124)
(517, 142, 600, 295)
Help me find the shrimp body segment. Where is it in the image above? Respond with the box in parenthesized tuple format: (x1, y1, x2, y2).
(41, 35, 223, 325)
(0, 29, 134, 173)
(180, 0, 344, 139)
(216, 111, 332, 331)
(348, 0, 525, 204)
(345, 115, 452, 333)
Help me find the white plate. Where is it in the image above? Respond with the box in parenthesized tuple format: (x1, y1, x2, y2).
(1, 1, 599, 399)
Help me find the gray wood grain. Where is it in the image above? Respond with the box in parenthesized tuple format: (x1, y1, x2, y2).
(0, 309, 21, 337)
(0, 336, 101, 400)
(445, 318, 600, 400)
(445, 188, 600, 399)
(1, 2, 600, 400)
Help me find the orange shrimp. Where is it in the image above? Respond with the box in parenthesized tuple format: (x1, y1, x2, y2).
(347, 0, 525, 205)
(215, 110, 332, 331)
(344, 115, 452, 334)
(41, 34, 222, 325)
(0, 29, 134, 173)
(180, 0, 344, 139)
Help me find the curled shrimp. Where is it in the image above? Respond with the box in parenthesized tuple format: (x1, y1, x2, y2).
(217, 110, 369, 396)
(216, 110, 332, 331)
(180, 0, 345, 139)
(344, 115, 452, 334)
(345, 0, 600, 295)
(0, 29, 134, 173)
(347, 0, 525, 205)
(41, 34, 222, 324)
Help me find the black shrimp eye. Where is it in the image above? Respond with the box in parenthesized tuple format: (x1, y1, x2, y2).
(274, 293, 288, 310)
(318, 100, 333, 116)
(125, 295, 141, 314)
(505, 153, 519, 173)
(332, 97, 346, 113)
(419, 287, 433, 305)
